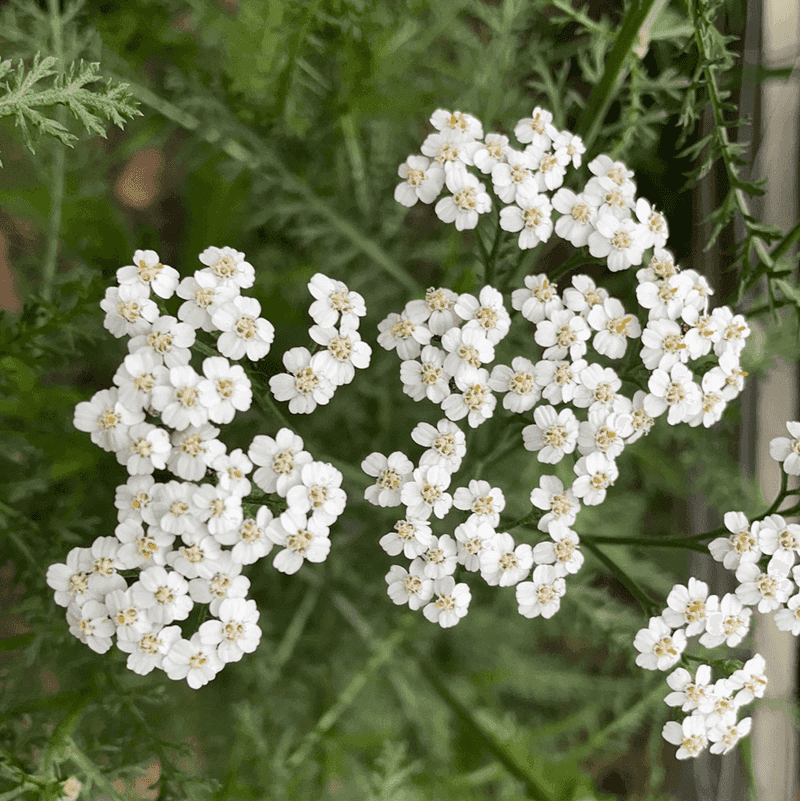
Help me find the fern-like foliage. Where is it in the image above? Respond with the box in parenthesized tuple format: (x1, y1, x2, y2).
(0, 53, 140, 165)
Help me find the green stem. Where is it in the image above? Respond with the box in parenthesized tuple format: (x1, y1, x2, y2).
(580, 538, 659, 616)
(580, 534, 710, 553)
(769, 219, 800, 264)
(762, 469, 789, 517)
(577, 0, 662, 151)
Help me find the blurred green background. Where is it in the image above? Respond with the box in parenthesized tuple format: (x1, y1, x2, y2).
(0, 0, 791, 798)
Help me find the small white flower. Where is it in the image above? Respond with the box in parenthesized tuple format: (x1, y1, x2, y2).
(640, 319, 689, 371)
(131, 565, 193, 625)
(553, 188, 597, 248)
(633, 616, 686, 671)
(530, 475, 579, 532)
(362, 451, 414, 507)
(755, 514, 800, 570)
(441, 325, 495, 379)
(735, 560, 793, 613)
(422, 576, 471, 628)
(150, 365, 208, 431)
(430, 109, 484, 141)
(421, 130, 470, 169)
(394, 155, 446, 206)
(105, 587, 151, 643)
(471, 133, 510, 174)
(248, 429, 312, 496)
(637, 247, 678, 282)
(377, 308, 433, 361)
(114, 519, 174, 570)
(576, 409, 632, 460)
(116, 422, 171, 475)
(514, 107, 558, 151)
(400, 464, 453, 520)
(167, 532, 224, 581)
(309, 324, 372, 386)
(626, 390, 655, 443)
(552, 129, 585, 168)
(453, 479, 505, 526)
(522, 405, 579, 464)
(774, 591, 800, 635)
(193, 484, 244, 539)
(434, 163, 491, 230)
(488, 357, 540, 413)
(167, 423, 225, 482)
(587, 155, 637, 198)
(637, 273, 694, 322)
(286, 461, 346, 526)
(535, 358, 587, 405)
(586, 298, 641, 359)
(588, 213, 645, 271)
(117, 249, 179, 299)
(268, 509, 331, 574)
(128, 315, 196, 368)
(727, 654, 768, 706)
(662, 716, 708, 760)
(176, 271, 237, 332)
(644, 363, 702, 425)
(708, 717, 752, 755)
(441, 366, 496, 428)
(47, 547, 94, 608)
(212, 296, 275, 361)
(562, 274, 608, 317)
(66, 599, 115, 654)
(100, 283, 159, 339)
(480, 531, 533, 586)
(661, 577, 719, 637)
(114, 475, 159, 526)
(634, 198, 668, 249)
(379, 518, 433, 559)
(413, 419, 467, 473)
(197, 356, 252, 424)
(420, 534, 459, 579)
(571, 452, 618, 506)
(73, 387, 145, 453)
(199, 597, 261, 664)
(113, 350, 169, 412)
(218, 507, 274, 565)
(198, 246, 255, 290)
(212, 447, 253, 497)
(769, 421, 800, 477)
(163, 632, 224, 689)
(86, 536, 127, 597)
(499, 185, 554, 249)
(307, 273, 367, 329)
(516, 564, 566, 618)
(708, 511, 759, 570)
(455, 285, 511, 345)
(187, 553, 250, 615)
(572, 364, 623, 414)
(512, 274, 562, 324)
(401, 346, 452, 405)
(700, 592, 752, 648)
(665, 665, 715, 714)
(117, 624, 181, 677)
(535, 308, 591, 362)
(385, 562, 434, 610)
(269, 347, 335, 414)
(711, 307, 750, 358)
(151, 481, 201, 538)
(405, 287, 462, 335)
(454, 518, 495, 572)
(491, 147, 538, 204)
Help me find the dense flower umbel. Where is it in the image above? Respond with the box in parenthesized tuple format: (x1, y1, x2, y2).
(54, 250, 351, 688)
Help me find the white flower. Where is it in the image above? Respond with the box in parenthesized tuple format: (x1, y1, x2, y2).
(307, 273, 367, 329)
(491, 147, 538, 204)
(661, 577, 719, 637)
(586, 298, 641, 359)
(522, 405, 579, 464)
(644, 363, 702, 425)
(774, 592, 800, 635)
(707, 511, 759, 570)
(385, 562, 434, 610)
(166, 532, 224, 580)
(422, 576, 471, 628)
(435, 164, 491, 230)
(441, 325, 495, 379)
(455, 285, 510, 345)
(552, 189, 596, 248)
(401, 345, 451, 404)
(535, 358, 587, 405)
(167, 424, 224, 482)
(267, 509, 331, 574)
(176, 271, 237, 332)
(587, 155, 636, 198)
(117, 624, 181, 676)
(572, 364, 624, 414)
(735, 560, 793, 613)
(626, 390, 655, 443)
(533, 520, 583, 578)
(479, 531, 533, 586)
(47, 547, 94, 608)
(588, 213, 645, 271)
(562, 274, 608, 317)
(187, 553, 250, 615)
(113, 350, 169, 412)
(637, 273, 694, 322)
(530, 475, 579, 532)
(488, 357, 540, 413)
(86, 536, 127, 597)
(269, 347, 335, 414)
(499, 185, 554, 249)
(150, 365, 208, 431)
(248, 428, 312, 496)
(150, 481, 201, 538)
(100, 283, 159, 338)
(533, 147, 569, 192)
(769, 421, 800, 476)
(197, 356, 252, 424)
(634, 198, 668, 249)
(471, 133, 510, 174)
(66, 599, 115, 654)
(400, 464, 453, 520)
(711, 307, 750, 358)
(430, 109, 484, 141)
(552, 130, 585, 168)
(633, 616, 686, 670)
(117, 249, 179, 298)
(114, 519, 173, 570)
(115, 475, 159, 526)
(405, 287, 461, 335)
(571, 452, 618, 506)
(219, 507, 274, 565)
(534, 309, 591, 361)
(454, 518, 495, 571)
(377, 308, 433, 360)
(286, 461, 346, 526)
(755, 514, 800, 571)
(700, 592, 752, 648)
(131, 565, 193, 625)
(727, 654, 768, 706)
(708, 717, 752, 755)
(105, 587, 151, 643)
(514, 107, 557, 150)
(420, 534, 459, 579)
(193, 484, 243, 539)
(379, 518, 433, 559)
(665, 665, 715, 713)
(212, 447, 253, 497)
(116, 422, 171, 475)
(662, 716, 708, 760)
(421, 130, 470, 168)
(163, 632, 224, 689)
(212, 296, 275, 361)
(199, 598, 261, 664)
(128, 316, 196, 368)
(394, 155, 446, 206)
(640, 319, 689, 371)
(453, 479, 506, 526)
(73, 387, 145, 452)
(198, 246, 255, 289)
(362, 451, 415, 507)
(516, 564, 566, 618)
(309, 324, 372, 386)
(576, 409, 632, 460)
(413, 419, 467, 473)
(441, 365, 495, 428)
(583, 175, 634, 220)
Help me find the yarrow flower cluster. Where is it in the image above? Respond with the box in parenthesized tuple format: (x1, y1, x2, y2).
(52, 249, 350, 688)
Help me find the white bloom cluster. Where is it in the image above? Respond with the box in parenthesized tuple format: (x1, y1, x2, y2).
(269, 273, 370, 413)
(381, 106, 753, 631)
(51, 249, 345, 688)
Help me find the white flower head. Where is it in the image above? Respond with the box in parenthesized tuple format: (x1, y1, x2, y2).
(309, 324, 372, 386)
(422, 576, 471, 628)
(47, 547, 94, 608)
(413, 419, 467, 473)
(420, 534, 459, 579)
(307, 273, 367, 329)
(488, 356, 540, 413)
(662, 716, 708, 760)
(455, 285, 511, 345)
(530, 475, 579, 532)
(572, 452, 618, 507)
(163, 632, 224, 689)
(430, 109, 484, 141)
(634, 198, 668, 249)
(453, 479, 506, 526)
(665, 664, 715, 713)
(534, 308, 591, 361)
(707, 511, 759, 570)
(661, 577, 719, 637)
(586, 297, 642, 359)
(113, 350, 169, 412)
(73, 387, 145, 453)
(131, 565, 192, 625)
(633, 616, 686, 670)
(454, 518, 495, 572)
(479, 531, 532, 586)
(212, 296, 275, 361)
(286, 461, 346, 526)
(434, 163, 491, 230)
(116, 422, 171, 476)
(249, 429, 313, 496)
(385, 562, 434, 611)
(362, 451, 414, 507)
(199, 597, 262, 664)
(394, 155, 446, 206)
(176, 271, 237, 332)
(735, 560, 793, 613)
(441, 324, 495, 380)
(499, 184, 554, 249)
(727, 654, 768, 706)
(522, 405, 579, 464)
(644, 363, 702, 425)
(400, 464, 453, 520)
(66, 599, 115, 654)
(128, 315, 196, 369)
(514, 106, 558, 150)
(379, 518, 434, 559)
(769, 421, 800, 477)
(267, 509, 331, 575)
(198, 356, 252, 424)
(512, 274, 562, 323)
(700, 592, 752, 649)
(198, 246, 255, 290)
(441, 366, 496, 428)
(150, 365, 208, 431)
(516, 564, 566, 618)
(167, 423, 224, 482)
(117, 249, 179, 299)
(100, 283, 159, 339)
(401, 345, 452, 404)
(269, 347, 335, 414)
